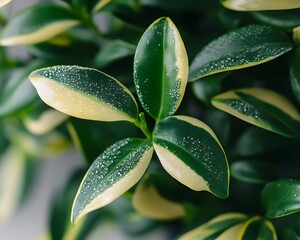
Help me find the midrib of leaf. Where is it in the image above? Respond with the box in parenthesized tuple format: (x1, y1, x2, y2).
(157, 20, 168, 121)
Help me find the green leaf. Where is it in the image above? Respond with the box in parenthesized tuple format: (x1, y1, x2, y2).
(189, 25, 293, 81)
(178, 213, 247, 240)
(0, 0, 12, 8)
(93, 39, 135, 68)
(211, 88, 300, 137)
(234, 127, 293, 156)
(0, 61, 49, 117)
(231, 160, 276, 184)
(261, 179, 300, 218)
(284, 230, 300, 240)
(221, 0, 300, 11)
(153, 116, 229, 198)
(71, 138, 153, 224)
(0, 3, 80, 46)
(251, 9, 300, 30)
(291, 48, 300, 104)
(132, 175, 185, 220)
(238, 216, 277, 240)
(134, 17, 188, 121)
(29, 65, 138, 123)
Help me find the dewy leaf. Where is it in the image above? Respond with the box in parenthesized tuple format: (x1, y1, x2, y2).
(221, 0, 300, 11)
(212, 88, 300, 137)
(291, 48, 300, 104)
(261, 179, 300, 218)
(189, 25, 293, 81)
(29, 65, 139, 123)
(178, 213, 247, 240)
(132, 176, 185, 220)
(71, 138, 153, 224)
(0, 0, 12, 8)
(153, 116, 229, 198)
(238, 216, 277, 240)
(0, 3, 80, 46)
(134, 17, 188, 121)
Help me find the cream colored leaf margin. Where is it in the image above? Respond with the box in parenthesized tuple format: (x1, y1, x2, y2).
(71, 147, 154, 225)
(179, 213, 247, 240)
(132, 179, 185, 220)
(221, 0, 300, 11)
(0, 20, 79, 46)
(29, 68, 136, 123)
(0, 0, 12, 8)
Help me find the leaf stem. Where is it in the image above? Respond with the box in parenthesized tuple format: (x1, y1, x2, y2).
(135, 112, 152, 139)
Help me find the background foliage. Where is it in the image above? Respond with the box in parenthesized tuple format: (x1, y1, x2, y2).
(1, 0, 300, 239)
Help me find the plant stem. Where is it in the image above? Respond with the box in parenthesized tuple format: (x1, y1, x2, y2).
(135, 112, 152, 139)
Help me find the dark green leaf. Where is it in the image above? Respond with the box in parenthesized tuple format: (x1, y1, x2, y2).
(189, 25, 293, 81)
(231, 160, 276, 184)
(71, 138, 153, 224)
(0, 3, 80, 46)
(29, 65, 138, 123)
(291, 48, 300, 104)
(251, 9, 300, 30)
(153, 116, 229, 198)
(284, 229, 300, 240)
(212, 88, 300, 137)
(134, 17, 188, 121)
(262, 179, 300, 218)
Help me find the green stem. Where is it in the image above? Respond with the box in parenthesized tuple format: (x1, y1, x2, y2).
(135, 112, 152, 139)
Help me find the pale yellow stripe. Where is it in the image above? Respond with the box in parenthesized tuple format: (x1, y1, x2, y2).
(132, 181, 185, 220)
(93, 0, 112, 12)
(222, 0, 300, 11)
(293, 26, 300, 46)
(0, 0, 12, 8)
(154, 143, 210, 191)
(216, 223, 244, 240)
(0, 20, 79, 46)
(30, 76, 134, 122)
(72, 147, 153, 225)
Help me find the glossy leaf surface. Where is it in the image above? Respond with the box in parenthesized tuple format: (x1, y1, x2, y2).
(71, 138, 153, 224)
(221, 0, 300, 11)
(153, 116, 229, 198)
(29, 65, 138, 123)
(132, 176, 185, 220)
(189, 25, 293, 81)
(231, 160, 275, 184)
(179, 213, 247, 240)
(0, 3, 80, 46)
(261, 179, 300, 218)
(212, 88, 300, 137)
(238, 217, 277, 240)
(251, 9, 300, 30)
(134, 17, 188, 120)
(291, 48, 300, 104)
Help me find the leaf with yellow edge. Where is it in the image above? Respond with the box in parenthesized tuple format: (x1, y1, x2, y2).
(221, 0, 300, 11)
(29, 65, 139, 123)
(189, 25, 293, 82)
(153, 116, 229, 198)
(178, 213, 247, 240)
(0, 0, 12, 8)
(71, 138, 153, 225)
(132, 175, 185, 220)
(238, 216, 277, 240)
(134, 17, 188, 121)
(0, 3, 80, 46)
(293, 27, 300, 46)
(212, 88, 300, 137)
